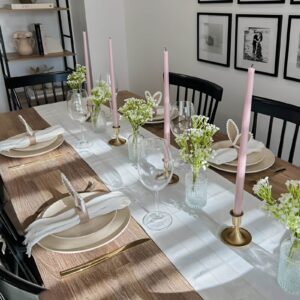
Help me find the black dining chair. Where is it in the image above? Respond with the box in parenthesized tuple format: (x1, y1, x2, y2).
(251, 95, 300, 163)
(169, 72, 223, 123)
(5, 71, 70, 110)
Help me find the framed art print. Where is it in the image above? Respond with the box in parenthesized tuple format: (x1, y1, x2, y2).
(291, 0, 300, 3)
(284, 16, 300, 82)
(235, 15, 282, 76)
(197, 13, 232, 67)
(238, 0, 284, 3)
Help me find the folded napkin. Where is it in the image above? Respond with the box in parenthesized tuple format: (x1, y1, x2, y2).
(0, 125, 65, 152)
(18, 115, 34, 136)
(209, 119, 265, 165)
(24, 190, 131, 256)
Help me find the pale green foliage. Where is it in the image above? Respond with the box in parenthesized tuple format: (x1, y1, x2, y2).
(175, 115, 219, 181)
(67, 64, 87, 90)
(119, 98, 155, 133)
(253, 178, 300, 239)
(91, 80, 112, 108)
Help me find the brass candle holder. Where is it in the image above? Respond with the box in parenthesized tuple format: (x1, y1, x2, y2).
(108, 126, 126, 146)
(220, 210, 252, 247)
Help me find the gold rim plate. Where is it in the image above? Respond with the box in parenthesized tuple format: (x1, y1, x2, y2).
(146, 108, 179, 124)
(38, 192, 131, 254)
(0, 135, 64, 158)
(210, 147, 275, 174)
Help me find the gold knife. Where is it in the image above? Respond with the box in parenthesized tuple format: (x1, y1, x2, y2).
(60, 238, 150, 279)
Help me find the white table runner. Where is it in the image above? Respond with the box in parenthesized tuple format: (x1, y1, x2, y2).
(35, 102, 297, 300)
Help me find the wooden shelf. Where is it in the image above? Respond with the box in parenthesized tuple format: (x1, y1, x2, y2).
(0, 7, 69, 12)
(6, 50, 76, 62)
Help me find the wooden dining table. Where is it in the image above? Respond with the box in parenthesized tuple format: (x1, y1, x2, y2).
(0, 90, 299, 300)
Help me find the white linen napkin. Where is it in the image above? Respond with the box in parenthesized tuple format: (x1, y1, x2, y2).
(0, 125, 65, 152)
(24, 191, 131, 256)
(209, 119, 265, 165)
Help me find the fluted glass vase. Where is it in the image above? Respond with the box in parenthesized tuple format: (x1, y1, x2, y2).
(128, 130, 144, 163)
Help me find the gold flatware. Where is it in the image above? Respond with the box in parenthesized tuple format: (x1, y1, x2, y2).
(60, 238, 151, 278)
(8, 153, 62, 169)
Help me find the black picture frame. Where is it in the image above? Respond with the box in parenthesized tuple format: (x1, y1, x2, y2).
(284, 16, 300, 82)
(197, 13, 232, 67)
(238, 0, 285, 3)
(198, 0, 233, 3)
(291, 0, 300, 4)
(234, 14, 282, 77)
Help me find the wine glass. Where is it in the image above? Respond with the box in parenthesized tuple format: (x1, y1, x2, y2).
(101, 73, 118, 118)
(138, 137, 174, 231)
(67, 89, 91, 149)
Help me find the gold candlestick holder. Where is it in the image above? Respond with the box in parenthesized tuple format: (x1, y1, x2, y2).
(108, 126, 126, 146)
(220, 210, 252, 247)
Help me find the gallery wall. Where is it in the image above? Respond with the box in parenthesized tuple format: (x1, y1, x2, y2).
(124, 0, 300, 165)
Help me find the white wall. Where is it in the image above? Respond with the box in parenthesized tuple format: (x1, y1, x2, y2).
(124, 0, 300, 165)
(84, 0, 129, 90)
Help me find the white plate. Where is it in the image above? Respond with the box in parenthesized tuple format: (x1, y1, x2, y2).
(38, 192, 131, 254)
(213, 140, 265, 167)
(210, 147, 275, 174)
(0, 135, 64, 158)
(146, 107, 179, 124)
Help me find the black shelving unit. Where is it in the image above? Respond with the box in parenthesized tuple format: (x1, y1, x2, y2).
(0, 0, 76, 111)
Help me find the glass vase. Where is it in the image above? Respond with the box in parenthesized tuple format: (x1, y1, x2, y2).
(185, 166, 207, 209)
(91, 105, 106, 133)
(128, 130, 144, 163)
(277, 235, 300, 295)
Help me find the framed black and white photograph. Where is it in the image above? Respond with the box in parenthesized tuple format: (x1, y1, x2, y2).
(238, 0, 284, 4)
(235, 15, 282, 76)
(197, 13, 232, 67)
(291, 0, 300, 4)
(284, 16, 300, 82)
(198, 0, 233, 3)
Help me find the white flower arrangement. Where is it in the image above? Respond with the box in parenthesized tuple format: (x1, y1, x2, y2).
(176, 115, 219, 183)
(253, 178, 300, 257)
(119, 97, 155, 133)
(67, 64, 86, 90)
(91, 80, 112, 108)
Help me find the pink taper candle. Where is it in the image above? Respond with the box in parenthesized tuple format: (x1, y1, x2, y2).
(83, 31, 92, 96)
(108, 38, 119, 128)
(233, 66, 255, 216)
(163, 48, 170, 149)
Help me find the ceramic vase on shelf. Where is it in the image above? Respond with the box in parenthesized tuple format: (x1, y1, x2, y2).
(185, 166, 207, 209)
(91, 105, 106, 133)
(128, 130, 144, 163)
(277, 234, 300, 295)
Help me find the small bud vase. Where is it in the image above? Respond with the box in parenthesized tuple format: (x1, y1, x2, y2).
(128, 130, 144, 163)
(277, 235, 300, 295)
(91, 106, 106, 133)
(185, 166, 207, 209)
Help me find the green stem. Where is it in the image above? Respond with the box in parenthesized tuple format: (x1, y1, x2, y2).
(288, 236, 300, 260)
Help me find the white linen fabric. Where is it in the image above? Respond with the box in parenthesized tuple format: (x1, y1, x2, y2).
(25, 191, 130, 256)
(0, 125, 65, 152)
(210, 138, 265, 165)
(18, 115, 34, 136)
(35, 102, 298, 300)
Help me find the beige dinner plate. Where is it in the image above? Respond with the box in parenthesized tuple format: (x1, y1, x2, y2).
(38, 192, 131, 254)
(213, 140, 265, 167)
(0, 135, 64, 158)
(210, 147, 275, 174)
(145, 106, 179, 124)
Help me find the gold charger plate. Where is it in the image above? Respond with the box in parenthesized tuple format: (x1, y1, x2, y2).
(210, 147, 275, 174)
(0, 135, 64, 158)
(213, 140, 265, 167)
(38, 192, 131, 254)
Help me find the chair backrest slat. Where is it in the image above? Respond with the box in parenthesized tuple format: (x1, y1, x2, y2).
(252, 95, 300, 164)
(169, 72, 223, 123)
(5, 72, 70, 110)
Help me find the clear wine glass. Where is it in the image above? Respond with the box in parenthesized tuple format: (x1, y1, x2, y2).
(101, 73, 118, 118)
(138, 137, 174, 231)
(67, 89, 92, 149)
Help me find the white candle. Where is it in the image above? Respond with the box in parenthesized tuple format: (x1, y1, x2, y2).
(163, 48, 170, 149)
